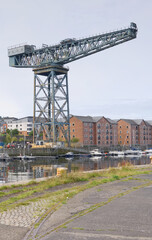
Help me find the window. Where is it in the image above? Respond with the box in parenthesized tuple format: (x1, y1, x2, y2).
(120, 131, 122, 134)
(127, 141, 129, 143)
(97, 129, 101, 134)
(90, 135, 93, 140)
(97, 123, 101, 128)
(120, 136, 121, 139)
(73, 129, 75, 132)
(84, 135, 88, 138)
(98, 135, 101, 140)
(106, 130, 109, 134)
(89, 123, 93, 128)
(127, 136, 129, 138)
(73, 135, 75, 138)
(106, 141, 109, 144)
(84, 123, 88, 126)
(120, 126, 122, 128)
(98, 141, 100, 145)
(106, 124, 109, 129)
(72, 123, 75, 126)
(110, 136, 112, 140)
(126, 126, 128, 128)
(106, 135, 109, 140)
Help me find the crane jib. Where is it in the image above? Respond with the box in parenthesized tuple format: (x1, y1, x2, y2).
(8, 22, 137, 68)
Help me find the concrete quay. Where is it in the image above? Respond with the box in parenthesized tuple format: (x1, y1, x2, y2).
(0, 168, 152, 240)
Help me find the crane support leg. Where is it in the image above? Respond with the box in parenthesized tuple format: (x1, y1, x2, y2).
(33, 65, 70, 146)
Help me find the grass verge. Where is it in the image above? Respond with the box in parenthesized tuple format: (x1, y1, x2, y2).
(0, 165, 152, 213)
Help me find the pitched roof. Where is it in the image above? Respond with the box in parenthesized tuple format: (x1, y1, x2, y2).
(106, 118, 118, 124)
(146, 120, 152, 126)
(73, 115, 94, 123)
(133, 119, 151, 126)
(133, 119, 143, 125)
(119, 119, 137, 125)
(92, 116, 103, 122)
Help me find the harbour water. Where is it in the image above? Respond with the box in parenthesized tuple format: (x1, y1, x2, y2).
(0, 155, 151, 184)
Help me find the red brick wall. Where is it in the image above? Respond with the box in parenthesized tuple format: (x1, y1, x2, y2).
(70, 117, 84, 144)
(118, 120, 131, 146)
(139, 121, 152, 146)
(96, 117, 118, 147)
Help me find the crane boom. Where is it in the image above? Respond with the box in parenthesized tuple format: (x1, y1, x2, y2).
(8, 22, 137, 68)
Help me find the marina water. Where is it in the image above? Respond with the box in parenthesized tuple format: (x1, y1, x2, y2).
(0, 155, 151, 184)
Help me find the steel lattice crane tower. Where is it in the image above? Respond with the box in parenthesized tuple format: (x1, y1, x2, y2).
(8, 22, 137, 146)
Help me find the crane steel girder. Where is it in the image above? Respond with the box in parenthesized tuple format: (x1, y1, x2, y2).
(33, 66, 70, 145)
(8, 23, 137, 68)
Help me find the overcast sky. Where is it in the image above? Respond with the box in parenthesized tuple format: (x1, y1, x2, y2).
(0, 0, 152, 120)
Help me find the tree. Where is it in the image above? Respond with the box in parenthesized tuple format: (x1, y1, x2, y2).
(11, 137, 17, 143)
(5, 134, 18, 144)
(6, 129, 11, 134)
(29, 130, 33, 136)
(19, 137, 24, 142)
(12, 129, 19, 136)
(5, 134, 11, 144)
(71, 137, 79, 143)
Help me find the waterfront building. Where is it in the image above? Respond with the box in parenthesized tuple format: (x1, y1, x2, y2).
(134, 120, 152, 146)
(118, 119, 152, 147)
(59, 115, 118, 147)
(95, 117, 118, 147)
(69, 115, 96, 146)
(0, 117, 18, 134)
(118, 119, 139, 146)
(7, 116, 33, 136)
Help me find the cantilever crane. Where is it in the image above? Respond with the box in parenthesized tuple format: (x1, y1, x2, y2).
(8, 22, 137, 145)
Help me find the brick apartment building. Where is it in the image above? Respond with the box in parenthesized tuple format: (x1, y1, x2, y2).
(118, 119, 152, 147)
(67, 115, 118, 147)
(96, 117, 118, 147)
(134, 120, 152, 146)
(69, 115, 96, 146)
(118, 119, 138, 146)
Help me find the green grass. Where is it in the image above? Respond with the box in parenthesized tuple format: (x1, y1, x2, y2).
(0, 165, 152, 213)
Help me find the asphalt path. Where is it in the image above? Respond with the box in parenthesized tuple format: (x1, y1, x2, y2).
(41, 174, 152, 240)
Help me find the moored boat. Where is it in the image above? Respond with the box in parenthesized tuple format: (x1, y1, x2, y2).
(90, 149, 103, 156)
